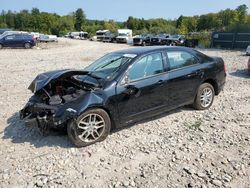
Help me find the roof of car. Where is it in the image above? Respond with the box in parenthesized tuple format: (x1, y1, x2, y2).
(114, 46, 191, 56)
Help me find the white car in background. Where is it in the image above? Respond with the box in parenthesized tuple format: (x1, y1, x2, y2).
(246, 45, 250, 56)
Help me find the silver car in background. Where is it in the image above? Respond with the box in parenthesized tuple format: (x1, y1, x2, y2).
(246, 45, 250, 56)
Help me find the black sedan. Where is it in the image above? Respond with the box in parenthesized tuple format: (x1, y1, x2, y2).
(20, 46, 226, 147)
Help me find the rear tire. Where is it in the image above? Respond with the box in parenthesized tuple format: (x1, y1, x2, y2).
(67, 108, 111, 147)
(193, 83, 215, 110)
(24, 43, 31, 49)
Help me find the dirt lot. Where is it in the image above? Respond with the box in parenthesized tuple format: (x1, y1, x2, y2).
(0, 39, 249, 188)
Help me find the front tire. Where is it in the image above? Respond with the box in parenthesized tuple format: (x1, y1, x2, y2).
(193, 83, 215, 110)
(67, 108, 111, 147)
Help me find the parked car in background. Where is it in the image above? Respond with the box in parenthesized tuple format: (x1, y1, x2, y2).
(38, 34, 58, 42)
(64, 33, 70, 38)
(167, 35, 186, 46)
(248, 57, 250, 72)
(69, 32, 80, 39)
(90, 36, 97, 41)
(79, 32, 88, 40)
(150, 34, 170, 45)
(20, 46, 226, 147)
(96, 30, 109, 41)
(102, 32, 117, 43)
(0, 33, 36, 49)
(0, 28, 12, 35)
(68, 31, 88, 39)
(133, 34, 152, 46)
(246, 45, 250, 56)
(116, 29, 133, 43)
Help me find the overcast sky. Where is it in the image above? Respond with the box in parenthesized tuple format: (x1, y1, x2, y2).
(1, 0, 250, 21)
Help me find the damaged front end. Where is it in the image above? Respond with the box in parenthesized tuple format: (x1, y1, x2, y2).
(20, 69, 102, 133)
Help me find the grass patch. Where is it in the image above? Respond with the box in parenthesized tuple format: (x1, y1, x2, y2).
(184, 118, 203, 130)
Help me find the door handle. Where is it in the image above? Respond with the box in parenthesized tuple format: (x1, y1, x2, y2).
(157, 80, 164, 85)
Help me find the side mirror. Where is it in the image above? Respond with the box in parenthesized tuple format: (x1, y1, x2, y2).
(121, 74, 130, 85)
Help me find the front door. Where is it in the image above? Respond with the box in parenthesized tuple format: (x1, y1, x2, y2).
(3, 35, 16, 47)
(116, 52, 168, 124)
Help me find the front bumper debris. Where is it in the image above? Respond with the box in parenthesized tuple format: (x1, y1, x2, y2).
(20, 102, 78, 130)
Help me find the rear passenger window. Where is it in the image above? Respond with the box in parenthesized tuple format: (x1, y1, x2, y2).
(167, 51, 198, 70)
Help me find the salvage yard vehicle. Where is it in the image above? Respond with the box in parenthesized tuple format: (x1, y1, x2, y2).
(0, 33, 36, 49)
(248, 57, 250, 72)
(150, 34, 170, 45)
(133, 34, 152, 46)
(20, 46, 226, 147)
(69, 31, 88, 39)
(116, 29, 133, 43)
(69, 32, 80, 39)
(246, 45, 250, 56)
(102, 32, 117, 43)
(167, 34, 186, 46)
(38, 34, 58, 42)
(96, 30, 109, 41)
(79, 32, 88, 40)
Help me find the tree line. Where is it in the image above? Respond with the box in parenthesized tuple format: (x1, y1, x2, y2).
(0, 4, 249, 37)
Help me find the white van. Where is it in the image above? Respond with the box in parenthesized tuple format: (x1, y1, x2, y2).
(116, 29, 133, 43)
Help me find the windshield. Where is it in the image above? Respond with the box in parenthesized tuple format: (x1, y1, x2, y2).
(84, 53, 135, 80)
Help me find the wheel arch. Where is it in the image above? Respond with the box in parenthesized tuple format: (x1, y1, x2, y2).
(202, 78, 219, 95)
(80, 105, 117, 131)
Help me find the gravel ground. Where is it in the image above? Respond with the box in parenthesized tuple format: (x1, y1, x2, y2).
(0, 39, 249, 188)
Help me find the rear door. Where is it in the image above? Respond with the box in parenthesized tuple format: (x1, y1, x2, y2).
(165, 49, 204, 107)
(14, 34, 25, 47)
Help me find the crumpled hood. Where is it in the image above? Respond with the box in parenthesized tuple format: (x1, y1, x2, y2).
(28, 69, 89, 93)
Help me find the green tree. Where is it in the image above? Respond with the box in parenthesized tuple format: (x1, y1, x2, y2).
(103, 20, 118, 33)
(176, 15, 184, 28)
(75, 8, 86, 31)
(218, 9, 239, 27)
(236, 4, 248, 22)
(5, 10, 15, 28)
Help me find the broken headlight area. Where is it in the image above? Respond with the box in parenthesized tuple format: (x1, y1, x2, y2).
(20, 73, 94, 133)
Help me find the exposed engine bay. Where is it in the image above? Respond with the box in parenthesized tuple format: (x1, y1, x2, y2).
(20, 70, 102, 133)
(36, 76, 89, 106)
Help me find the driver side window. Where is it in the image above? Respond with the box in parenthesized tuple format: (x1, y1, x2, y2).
(127, 53, 164, 81)
(5, 35, 15, 40)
